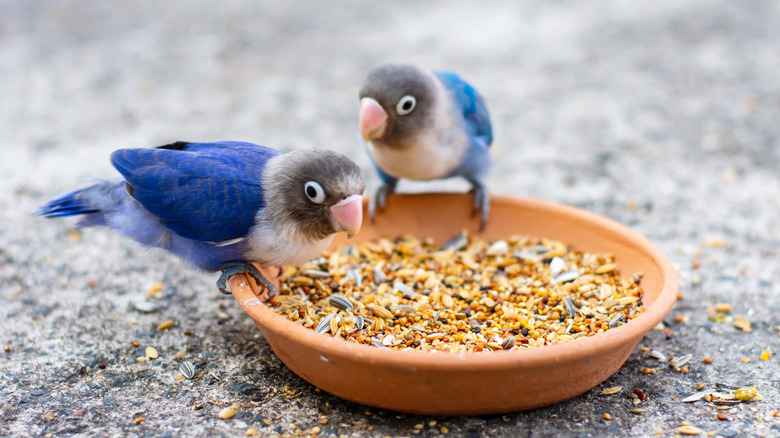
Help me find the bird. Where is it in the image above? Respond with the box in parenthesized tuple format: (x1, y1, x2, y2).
(358, 64, 493, 229)
(35, 141, 366, 301)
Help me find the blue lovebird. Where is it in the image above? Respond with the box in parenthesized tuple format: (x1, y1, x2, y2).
(358, 64, 493, 229)
(35, 141, 366, 300)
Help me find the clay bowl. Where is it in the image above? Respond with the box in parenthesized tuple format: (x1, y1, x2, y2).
(231, 193, 678, 415)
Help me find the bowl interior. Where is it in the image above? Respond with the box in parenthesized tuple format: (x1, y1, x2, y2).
(231, 193, 678, 414)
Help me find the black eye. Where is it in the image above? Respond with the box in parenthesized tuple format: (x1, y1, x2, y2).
(396, 95, 416, 116)
(304, 181, 326, 204)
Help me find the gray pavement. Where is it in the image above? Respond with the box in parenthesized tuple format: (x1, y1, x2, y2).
(1, 1, 779, 436)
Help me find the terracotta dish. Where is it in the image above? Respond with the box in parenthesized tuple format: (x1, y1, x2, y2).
(231, 194, 678, 415)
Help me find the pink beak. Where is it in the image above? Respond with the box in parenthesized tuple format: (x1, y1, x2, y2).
(330, 194, 363, 236)
(359, 97, 388, 142)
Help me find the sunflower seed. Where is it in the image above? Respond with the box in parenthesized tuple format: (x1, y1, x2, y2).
(441, 234, 468, 251)
(393, 282, 414, 296)
(563, 298, 576, 317)
(553, 271, 579, 284)
(315, 314, 334, 334)
(501, 336, 516, 350)
(373, 265, 387, 284)
(346, 269, 362, 287)
(179, 361, 195, 379)
(370, 340, 388, 348)
(486, 240, 508, 256)
(303, 270, 330, 278)
(670, 354, 692, 371)
(681, 388, 713, 403)
(328, 295, 353, 311)
(649, 350, 668, 362)
(609, 313, 624, 327)
(354, 315, 364, 330)
(549, 257, 565, 277)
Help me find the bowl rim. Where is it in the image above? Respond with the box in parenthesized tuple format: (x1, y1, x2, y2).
(232, 194, 678, 371)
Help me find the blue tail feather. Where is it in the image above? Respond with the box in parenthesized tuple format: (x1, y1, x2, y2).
(35, 189, 101, 218)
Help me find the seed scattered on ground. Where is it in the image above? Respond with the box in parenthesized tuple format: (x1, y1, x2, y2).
(146, 281, 163, 298)
(272, 234, 645, 352)
(734, 386, 757, 401)
(246, 429, 256, 436)
(633, 388, 647, 400)
(218, 407, 236, 419)
(134, 417, 144, 424)
(599, 386, 622, 396)
(44, 412, 55, 421)
(702, 358, 713, 364)
(602, 412, 611, 420)
(714, 303, 731, 313)
(157, 319, 174, 330)
(741, 356, 750, 363)
(641, 368, 657, 374)
(760, 347, 772, 361)
(630, 408, 644, 414)
(179, 361, 195, 379)
(733, 317, 752, 333)
(145, 346, 159, 359)
(676, 425, 704, 435)
(132, 299, 159, 313)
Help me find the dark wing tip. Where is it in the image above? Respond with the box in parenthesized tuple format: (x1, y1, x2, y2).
(156, 141, 191, 151)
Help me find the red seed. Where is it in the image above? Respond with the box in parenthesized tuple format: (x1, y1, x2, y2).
(633, 388, 646, 400)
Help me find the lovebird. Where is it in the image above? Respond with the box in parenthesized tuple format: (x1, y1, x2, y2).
(358, 64, 493, 229)
(35, 141, 366, 300)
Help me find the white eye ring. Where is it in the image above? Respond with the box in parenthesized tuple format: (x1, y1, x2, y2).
(304, 181, 326, 204)
(396, 95, 416, 116)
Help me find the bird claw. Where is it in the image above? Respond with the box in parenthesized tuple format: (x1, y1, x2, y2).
(368, 183, 395, 222)
(469, 182, 490, 232)
(216, 261, 278, 303)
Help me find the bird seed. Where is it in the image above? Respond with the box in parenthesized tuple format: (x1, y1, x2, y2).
(271, 233, 645, 353)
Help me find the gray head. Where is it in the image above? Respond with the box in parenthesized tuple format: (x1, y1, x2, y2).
(263, 149, 366, 241)
(358, 64, 438, 147)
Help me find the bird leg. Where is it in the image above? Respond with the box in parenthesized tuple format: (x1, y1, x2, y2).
(368, 180, 398, 222)
(468, 180, 490, 232)
(216, 261, 278, 302)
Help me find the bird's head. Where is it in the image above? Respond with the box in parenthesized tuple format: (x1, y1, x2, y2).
(264, 149, 366, 241)
(358, 64, 437, 147)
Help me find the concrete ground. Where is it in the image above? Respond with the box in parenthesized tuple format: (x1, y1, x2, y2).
(1, 1, 779, 436)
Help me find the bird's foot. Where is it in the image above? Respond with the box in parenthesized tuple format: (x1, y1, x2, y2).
(216, 261, 278, 302)
(469, 182, 490, 232)
(368, 183, 395, 222)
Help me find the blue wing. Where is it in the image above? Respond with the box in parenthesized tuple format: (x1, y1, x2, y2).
(434, 71, 493, 146)
(110, 141, 282, 242)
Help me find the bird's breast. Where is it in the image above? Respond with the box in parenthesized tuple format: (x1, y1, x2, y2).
(368, 130, 467, 180)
